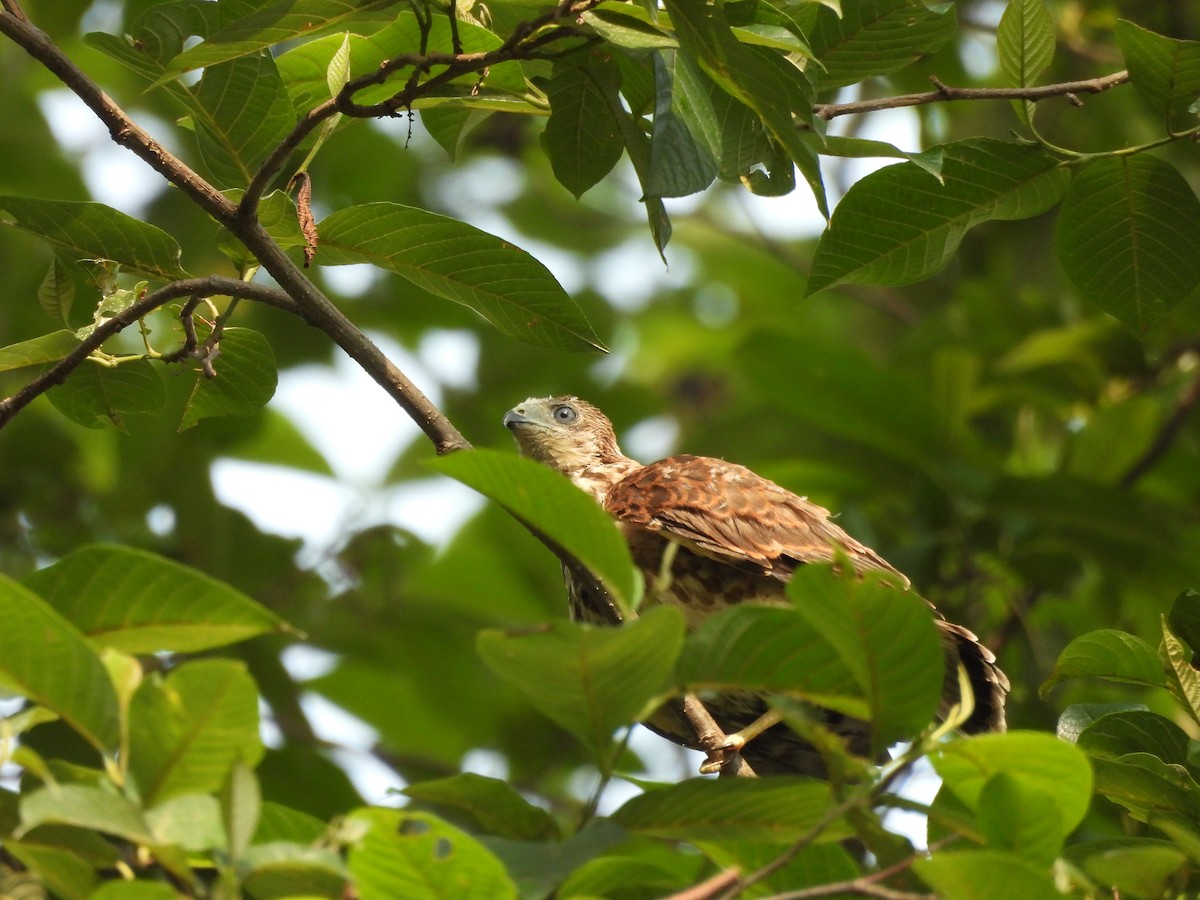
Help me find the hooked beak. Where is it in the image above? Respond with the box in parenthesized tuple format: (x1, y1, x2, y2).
(503, 408, 532, 430)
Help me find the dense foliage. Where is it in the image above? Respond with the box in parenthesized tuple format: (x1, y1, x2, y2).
(1, 0, 1199, 896)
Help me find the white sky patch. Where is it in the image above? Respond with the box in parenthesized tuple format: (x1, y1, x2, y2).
(623, 415, 679, 462)
(272, 334, 436, 483)
(418, 329, 480, 391)
(322, 263, 379, 298)
(38, 89, 173, 218)
(381, 478, 486, 546)
(590, 239, 697, 312)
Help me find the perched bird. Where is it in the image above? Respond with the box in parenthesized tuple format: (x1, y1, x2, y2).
(504, 395, 1009, 776)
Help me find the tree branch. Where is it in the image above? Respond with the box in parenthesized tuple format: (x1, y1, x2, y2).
(238, 0, 603, 217)
(1, 3, 471, 455)
(1119, 365, 1200, 488)
(0, 277, 295, 427)
(813, 70, 1130, 120)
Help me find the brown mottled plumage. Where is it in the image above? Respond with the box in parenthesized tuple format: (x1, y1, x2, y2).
(504, 396, 1009, 776)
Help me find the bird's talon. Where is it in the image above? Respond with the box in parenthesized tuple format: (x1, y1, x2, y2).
(722, 733, 747, 752)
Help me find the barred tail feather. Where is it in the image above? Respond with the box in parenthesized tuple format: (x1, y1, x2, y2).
(938, 620, 1010, 733)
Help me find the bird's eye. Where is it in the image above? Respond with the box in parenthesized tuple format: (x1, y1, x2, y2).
(553, 405, 578, 424)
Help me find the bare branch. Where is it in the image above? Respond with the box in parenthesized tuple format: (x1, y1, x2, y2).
(0, 277, 294, 428)
(813, 70, 1130, 120)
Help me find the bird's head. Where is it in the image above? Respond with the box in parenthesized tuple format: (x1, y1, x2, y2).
(503, 396, 626, 475)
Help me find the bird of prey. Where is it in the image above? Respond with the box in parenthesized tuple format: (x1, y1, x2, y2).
(503, 395, 1009, 776)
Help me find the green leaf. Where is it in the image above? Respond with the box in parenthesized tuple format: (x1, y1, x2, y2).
(583, 9, 678, 49)
(4, 842, 97, 898)
(128, 659, 263, 805)
(663, 0, 826, 214)
(676, 604, 869, 720)
(429, 448, 642, 614)
(1055, 702, 1148, 743)
(1077, 840, 1189, 897)
(997, 0, 1055, 125)
(647, 50, 720, 198)
(1086, 751, 1200, 820)
(475, 607, 685, 753)
(162, 0, 395, 78)
(804, 135, 944, 179)
(89, 881, 181, 899)
(1040, 629, 1165, 696)
(612, 777, 842, 843)
(0, 575, 119, 753)
(1056, 155, 1200, 330)
(0, 330, 81, 372)
(241, 842, 348, 899)
(1169, 589, 1200, 655)
(179, 326, 278, 429)
(23, 544, 289, 654)
(275, 12, 527, 112)
(1115, 20, 1200, 130)
(403, 774, 559, 842)
(788, 567, 942, 751)
(542, 55, 625, 199)
(1077, 709, 1191, 766)
(193, 54, 296, 188)
(222, 759, 262, 859)
(37, 257, 76, 325)
(809, 139, 1069, 294)
(18, 785, 155, 843)
(348, 809, 517, 900)
(933, 731, 1092, 832)
(1162, 614, 1200, 725)
(317, 203, 605, 352)
(914, 849, 1060, 900)
(806, 0, 957, 90)
(976, 773, 1063, 864)
(677, 566, 943, 749)
(146, 793, 226, 851)
(0, 196, 186, 280)
(47, 359, 166, 430)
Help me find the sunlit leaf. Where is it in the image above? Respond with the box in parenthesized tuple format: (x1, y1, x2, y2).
(429, 449, 641, 613)
(0, 330, 80, 372)
(612, 777, 842, 844)
(914, 849, 1060, 900)
(18, 785, 155, 843)
(476, 607, 685, 753)
(1040, 629, 1165, 696)
(23, 544, 290, 654)
(0, 575, 119, 753)
(318, 203, 606, 352)
(128, 660, 263, 805)
(348, 808, 517, 900)
(933, 731, 1092, 832)
(0, 196, 186, 280)
(403, 773, 559, 842)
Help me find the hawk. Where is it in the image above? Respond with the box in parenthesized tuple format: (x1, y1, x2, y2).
(504, 395, 1009, 776)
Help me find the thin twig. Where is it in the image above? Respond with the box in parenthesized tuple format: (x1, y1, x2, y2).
(665, 869, 743, 900)
(1119, 367, 1200, 488)
(0, 277, 294, 428)
(813, 70, 1129, 120)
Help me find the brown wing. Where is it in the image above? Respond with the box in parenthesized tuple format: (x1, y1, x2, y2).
(603, 454, 906, 584)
